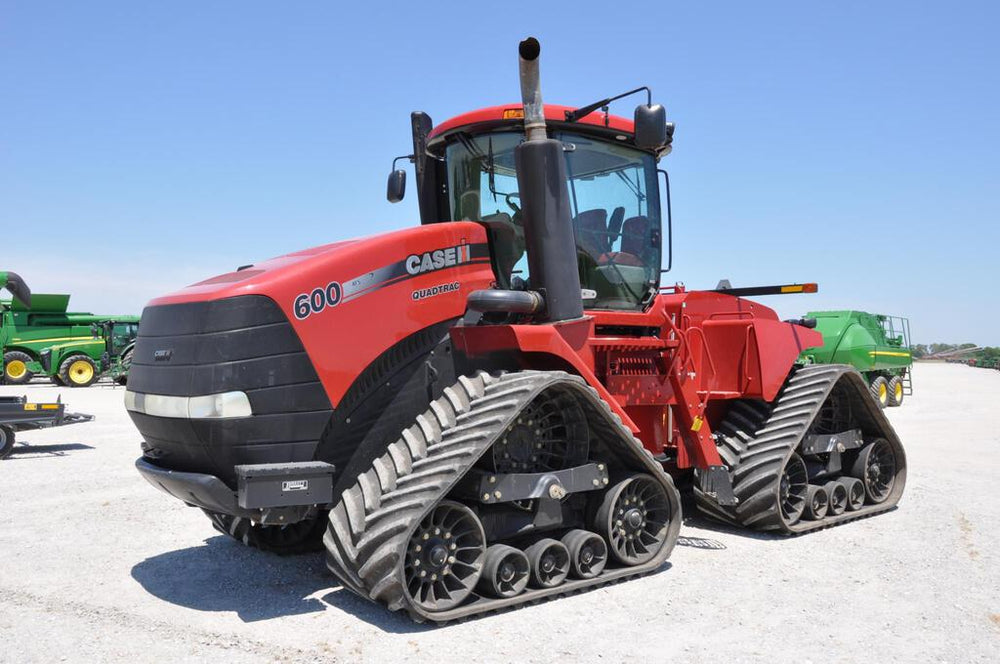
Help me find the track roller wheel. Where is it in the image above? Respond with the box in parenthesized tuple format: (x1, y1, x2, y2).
(0, 426, 15, 460)
(804, 485, 829, 520)
(477, 544, 529, 598)
(838, 477, 865, 511)
(850, 439, 897, 504)
(525, 538, 570, 588)
(887, 376, 904, 407)
(561, 529, 607, 579)
(596, 474, 673, 565)
(404, 501, 486, 612)
(869, 376, 889, 409)
(824, 480, 848, 516)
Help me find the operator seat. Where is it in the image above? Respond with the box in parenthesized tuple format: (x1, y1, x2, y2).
(573, 209, 609, 258)
(600, 215, 649, 267)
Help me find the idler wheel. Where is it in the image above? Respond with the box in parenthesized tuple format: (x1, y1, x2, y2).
(776, 452, 809, 526)
(838, 476, 866, 511)
(561, 529, 607, 579)
(490, 389, 589, 474)
(824, 480, 848, 516)
(477, 544, 530, 598)
(850, 439, 896, 504)
(403, 501, 486, 611)
(804, 485, 829, 520)
(525, 538, 570, 588)
(595, 474, 672, 566)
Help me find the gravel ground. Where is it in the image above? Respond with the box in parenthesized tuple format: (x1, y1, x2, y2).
(1, 362, 998, 663)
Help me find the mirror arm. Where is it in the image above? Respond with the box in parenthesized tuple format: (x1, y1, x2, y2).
(565, 86, 652, 123)
(392, 154, 415, 169)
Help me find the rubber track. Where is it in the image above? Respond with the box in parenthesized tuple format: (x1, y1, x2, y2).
(323, 370, 681, 623)
(204, 510, 326, 555)
(694, 364, 907, 534)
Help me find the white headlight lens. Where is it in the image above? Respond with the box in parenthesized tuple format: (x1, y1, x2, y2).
(124, 390, 252, 419)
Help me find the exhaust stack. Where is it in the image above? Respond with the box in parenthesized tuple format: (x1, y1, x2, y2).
(513, 37, 584, 323)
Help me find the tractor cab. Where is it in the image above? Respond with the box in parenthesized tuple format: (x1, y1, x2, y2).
(390, 103, 673, 311)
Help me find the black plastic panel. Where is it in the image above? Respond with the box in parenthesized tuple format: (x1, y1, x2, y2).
(129, 295, 332, 484)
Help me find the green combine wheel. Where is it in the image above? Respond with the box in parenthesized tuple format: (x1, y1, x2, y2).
(887, 376, 904, 407)
(59, 354, 98, 388)
(3, 351, 34, 385)
(0, 426, 15, 460)
(114, 347, 134, 386)
(869, 376, 889, 409)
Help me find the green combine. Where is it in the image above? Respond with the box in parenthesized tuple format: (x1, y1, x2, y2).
(800, 310, 913, 408)
(1, 271, 140, 387)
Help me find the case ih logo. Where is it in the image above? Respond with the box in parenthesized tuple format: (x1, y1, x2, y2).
(405, 244, 472, 276)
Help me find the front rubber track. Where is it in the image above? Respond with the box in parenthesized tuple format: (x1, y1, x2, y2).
(323, 370, 681, 623)
(695, 364, 907, 535)
(204, 510, 327, 555)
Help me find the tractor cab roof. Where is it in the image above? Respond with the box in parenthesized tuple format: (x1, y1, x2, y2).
(428, 104, 642, 151)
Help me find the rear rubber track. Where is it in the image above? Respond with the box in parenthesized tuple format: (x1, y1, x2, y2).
(323, 370, 681, 623)
(695, 364, 907, 534)
(204, 510, 327, 555)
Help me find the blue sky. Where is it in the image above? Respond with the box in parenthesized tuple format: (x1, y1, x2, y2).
(2, 2, 998, 344)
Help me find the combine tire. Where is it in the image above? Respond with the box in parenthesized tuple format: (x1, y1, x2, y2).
(323, 371, 681, 622)
(50, 375, 66, 386)
(887, 376, 904, 407)
(60, 355, 98, 387)
(114, 347, 134, 386)
(203, 510, 327, 555)
(695, 365, 906, 534)
(0, 426, 14, 460)
(3, 351, 34, 385)
(869, 376, 889, 409)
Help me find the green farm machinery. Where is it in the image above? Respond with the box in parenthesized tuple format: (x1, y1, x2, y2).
(800, 310, 912, 408)
(1, 271, 140, 387)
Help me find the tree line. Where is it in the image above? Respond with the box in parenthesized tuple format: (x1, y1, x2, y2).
(911, 343, 1000, 361)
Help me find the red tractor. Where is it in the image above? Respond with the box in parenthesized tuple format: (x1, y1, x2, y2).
(129, 38, 905, 622)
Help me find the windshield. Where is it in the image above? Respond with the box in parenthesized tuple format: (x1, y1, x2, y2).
(445, 130, 661, 310)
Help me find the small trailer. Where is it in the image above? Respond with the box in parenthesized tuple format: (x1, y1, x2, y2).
(0, 395, 94, 459)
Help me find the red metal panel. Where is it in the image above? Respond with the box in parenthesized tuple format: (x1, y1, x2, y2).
(146, 222, 495, 408)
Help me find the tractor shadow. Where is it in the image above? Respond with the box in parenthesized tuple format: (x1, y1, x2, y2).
(129, 536, 433, 633)
(4, 441, 94, 459)
(130, 535, 677, 632)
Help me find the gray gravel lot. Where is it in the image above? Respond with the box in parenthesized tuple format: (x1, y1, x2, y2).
(1, 362, 998, 663)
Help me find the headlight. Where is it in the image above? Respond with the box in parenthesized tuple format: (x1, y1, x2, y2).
(124, 390, 252, 419)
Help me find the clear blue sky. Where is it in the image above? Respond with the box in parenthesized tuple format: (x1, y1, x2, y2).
(2, 2, 998, 344)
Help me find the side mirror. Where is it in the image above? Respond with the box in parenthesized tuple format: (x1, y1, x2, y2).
(386, 169, 406, 203)
(634, 104, 667, 150)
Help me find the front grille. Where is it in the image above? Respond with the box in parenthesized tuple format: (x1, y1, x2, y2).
(128, 295, 332, 484)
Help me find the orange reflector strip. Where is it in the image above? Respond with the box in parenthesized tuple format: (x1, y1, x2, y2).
(42, 404, 60, 410)
(23, 403, 37, 411)
(779, 283, 818, 294)
(502, 108, 525, 119)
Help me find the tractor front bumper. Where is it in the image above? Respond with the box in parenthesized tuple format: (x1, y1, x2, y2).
(135, 456, 336, 525)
